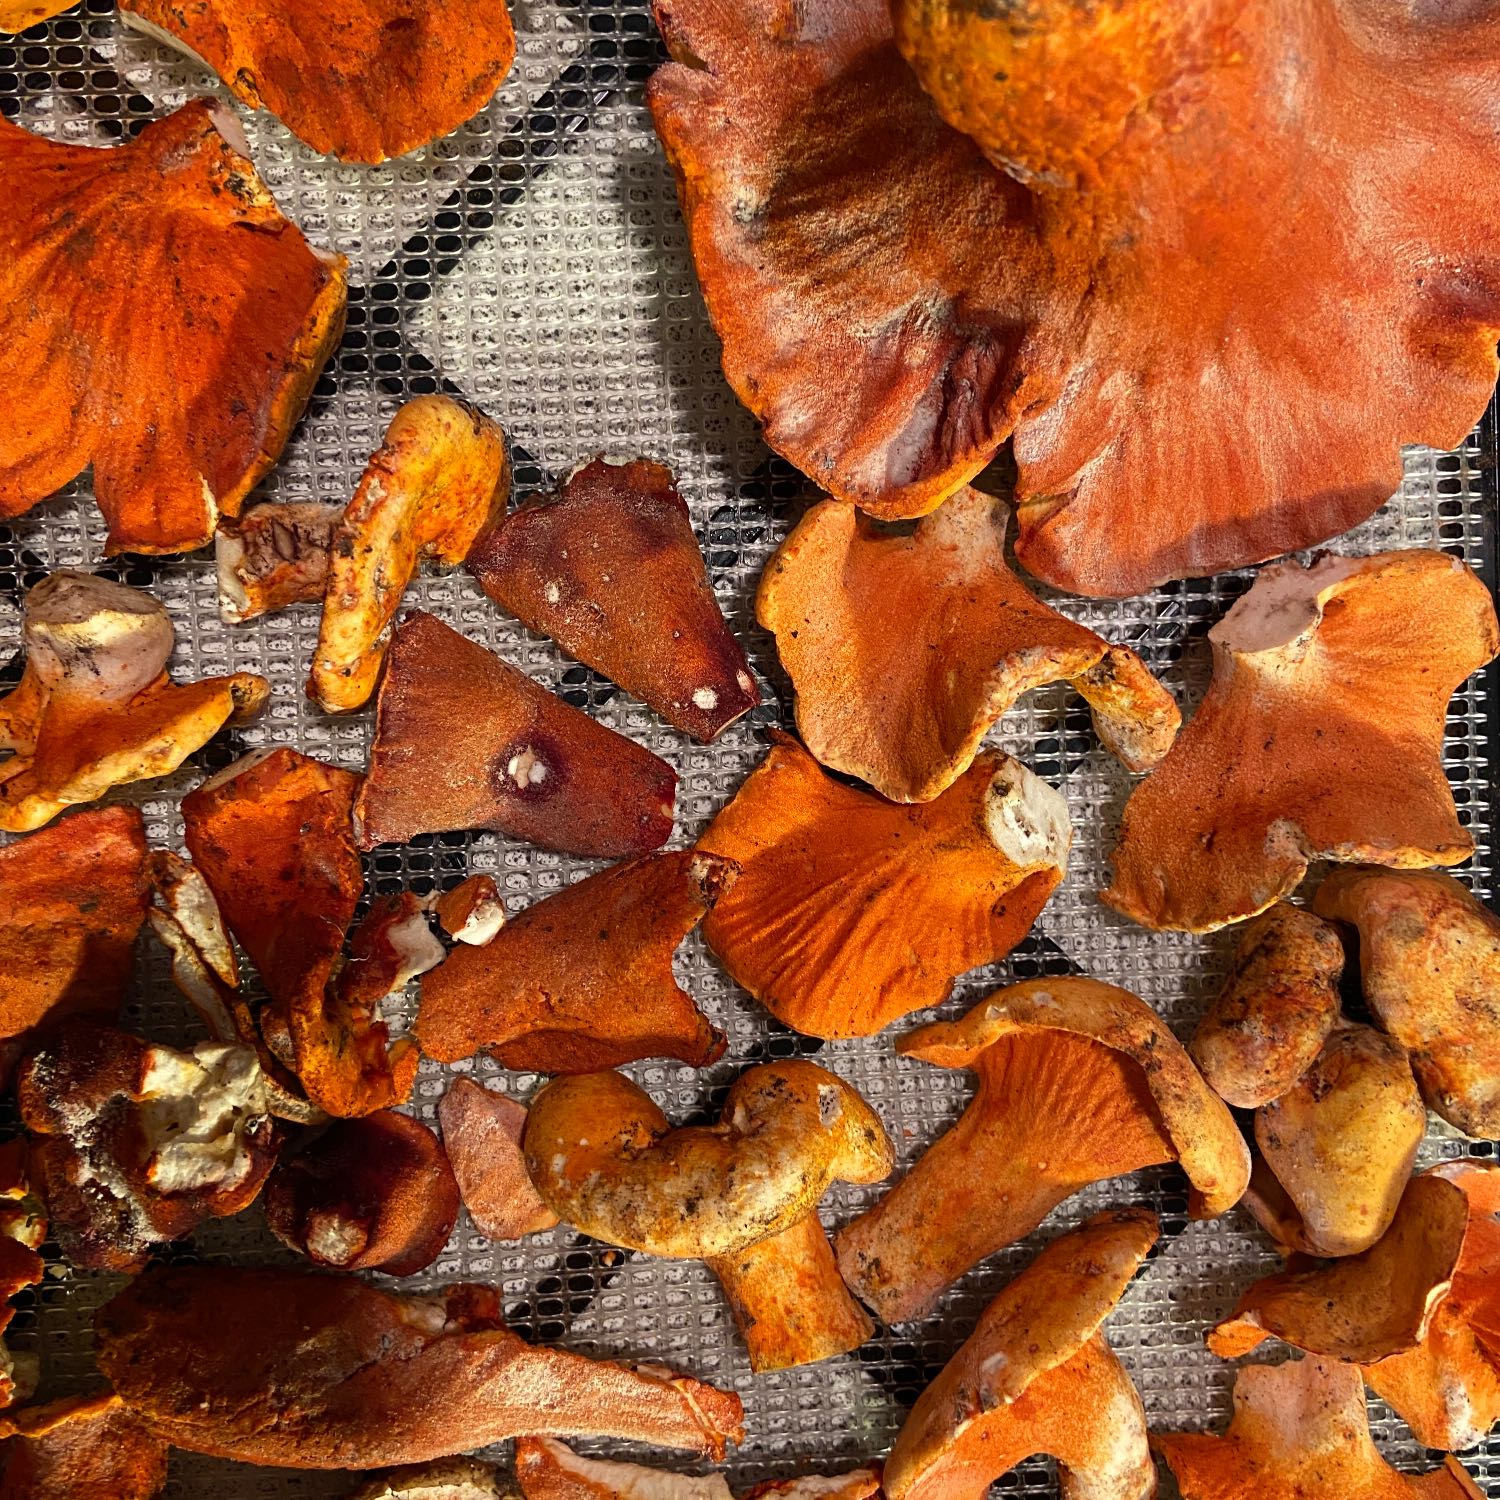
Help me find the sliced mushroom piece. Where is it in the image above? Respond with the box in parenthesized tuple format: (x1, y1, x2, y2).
(1314, 867, 1500, 1138)
(357, 612, 677, 857)
(698, 731, 1069, 1038)
(97, 1268, 745, 1467)
(514, 1437, 732, 1500)
(0, 572, 268, 832)
(417, 851, 735, 1071)
(741, 1472, 882, 1500)
(1190, 903, 1345, 1109)
(0, 1391, 169, 1500)
(432, 875, 506, 946)
(757, 489, 1178, 801)
(348, 1459, 513, 1500)
(0, 1142, 46, 1411)
(1105, 550, 1499, 932)
(438, 1080, 558, 1243)
(216, 501, 340, 623)
(337, 892, 448, 1016)
(470, 456, 759, 743)
(0, 101, 346, 554)
(835, 978, 1248, 1324)
(309, 397, 509, 713)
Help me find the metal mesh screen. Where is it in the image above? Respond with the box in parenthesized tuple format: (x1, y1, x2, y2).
(2, 3, 1498, 1495)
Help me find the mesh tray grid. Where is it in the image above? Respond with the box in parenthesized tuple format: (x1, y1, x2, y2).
(2, 3, 1498, 1495)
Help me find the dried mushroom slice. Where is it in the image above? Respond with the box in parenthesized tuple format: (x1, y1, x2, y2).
(98, 1267, 746, 1466)
(835, 978, 1248, 1325)
(309, 397, 509, 713)
(0, 101, 346, 555)
(698, 732, 1068, 1038)
(432, 875, 506, 946)
(216, 501, 340, 623)
(742, 1472, 882, 1500)
(357, 612, 677, 857)
(0, 1142, 46, 1412)
(0, 1391, 169, 1500)
(758, 489, 1178, 801)
(650, 0, 1500, 597)
(515, 1437, 732, 1500)
(119, 1, 516, 163)
(884, 1209, 1158, 1500)
(470, 456, 759, 742)
(0, 572, 268, 832)
(417, 850, 735, 1072)
(1106, 551, 1499, 932)
(437, 1080, 558, 1243)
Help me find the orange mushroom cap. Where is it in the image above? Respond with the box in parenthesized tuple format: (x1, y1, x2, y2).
(758, 488, 1178, 801)
(698, 731, 1069, 1038)
(1105, 550, 1499, 932)
(0, 101, 346, 555)
(356, 611, 678, 857)
(836, 978, 1248, 1324)
(438, 1080, 558, 1243)
(215, 500, 340, 623)
(417, 850, 734, 1071)
(470, 456, 759, 743)
(0, 1391, 169, 1500)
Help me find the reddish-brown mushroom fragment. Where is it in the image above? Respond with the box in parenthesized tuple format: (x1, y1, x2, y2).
(119, 1, 516, 163)
(0, 1143, 45, 1412)
(216, 501, 340, 622)
(97, 1268, 745, 1466)
(417, 850, 735, 1071)
(515, 1437, 732, 1500)
(432, 874, 506, 946)
(438, 1080, 557, 1242)
(835, 978, 1247, 1324)
(0, 100, 346, 554)
(357, 612, 677, 857)
(742, 1472, 882, 1500)
(757, 489, 1178, 801)
(698, 732, 1068, 1038)
(470, 456, 758, 742)
(1106, 551, 1499, 932)
(0, 1391, 169, 1500)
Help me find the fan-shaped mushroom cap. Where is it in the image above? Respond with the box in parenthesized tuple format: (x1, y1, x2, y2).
(1250, 1021, 1426, 1257)
(698, 732, 1068, 1038)
(417, 850, 734, 1072)
(515, 1437, 732, 1500)
(884, 1208, 1157, 1500)
(0, 101, 345, 555)
(349, 1459, 512, 1500)
(1105, 551, 1499, 932)
(1191, 904, 1345, 1109)
(470, 456, 759, 743)
(356, 612, 678, 858)
(216, 501, 340, 623)
(837, 977, 1247, 1324)
(1314, 868, 1500, 1138)
(97, 1268, 745, 1467)
(119, 0, 516, 163)
(758, 489, 1177, 801)
(0, 1391, 169, 1500)
(438, 1080, 558, 1243)
(1154, 1356, 1483, 1499)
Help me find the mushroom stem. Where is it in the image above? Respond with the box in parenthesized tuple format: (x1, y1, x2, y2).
(707, 1213, 872, 1373)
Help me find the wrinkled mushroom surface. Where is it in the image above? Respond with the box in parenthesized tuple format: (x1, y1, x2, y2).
(438, 1081, 558, 1243)
(216, 501, 340, 623)
(0, 1391, 169, 1500)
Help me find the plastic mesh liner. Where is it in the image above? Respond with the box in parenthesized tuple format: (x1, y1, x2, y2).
(2, 4, 1498, 1495)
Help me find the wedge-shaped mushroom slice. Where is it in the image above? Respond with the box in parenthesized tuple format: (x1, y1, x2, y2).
(835, 978, 1248, 1324)
(418, 851, 735, 1071)
(357, 612, 677, 856)
(525, 1061, 893, 1371)
(119, 1, 516, 163)
(698, 732, 1068, 1038)
(349, 1459, 510, 1500)
(1315, 868, 1500, 1138)
(0, 1391, 169, 1500)
(1191, 904, 1345, 1109)
(438, 1080, 558, 1242)
(97, 1268, 745, 1466)
(515, 1437, 732, 1500)
(216, 501, 340, 623)
(0, 572, 268, 832)
(1154, 1356, 1483, 1499)
(0, 1142, 46, 1412)
(758, 489, 1179, 801)
(1106, 551, 1499, 932)
(470, 456, 758, 742)
(0, 101, 346, 555)
(884, 1208, 1157, 1500)
(182, 747, 418, 1118)
(309, 397, 509, 713)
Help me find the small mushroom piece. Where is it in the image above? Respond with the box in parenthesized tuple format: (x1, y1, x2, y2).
(1190, 904, 1345, 1109)
(348, 1458, 512, 1500)
(0, 1391, 169, 1500)
(1154, 1356, 1483, 1499)
(0, 572, 268, 832)
(0, 1142, 46, 1411)
(470, 456, 759, 743)
(308, 397, 509, 713)
(432, 875, 506, 946)
(0, 101, 346, 555)
(757, 489, 1178, 801)
(417, 851, 736, 1071)
(438, 1080, 558, 1242)
(741, 1472, 882, 1500)
(514, 1437, 731, 1500)
(1314, 868, 1500, 1138)
(216, 501, 340, 623)
(835, 978, 1248, 1324)
(97, 1267, 746, 1466)
(884, 1208, 1158, 1500)
(1250, 1021, 1426, 1257)
(338, 893, 448, 1013)
(698, 732, 1069, 1038)
(266, 1110, 460, 1276)
(1105, 550, 1500, 932)
(0, 2, 70, 31)
(357, 612, 677, 858)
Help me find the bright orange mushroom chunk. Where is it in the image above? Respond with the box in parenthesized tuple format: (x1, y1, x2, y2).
(0, 2, 71, 32)
(0, 1391, 169, 1500)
